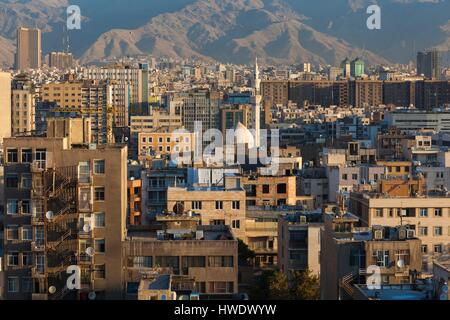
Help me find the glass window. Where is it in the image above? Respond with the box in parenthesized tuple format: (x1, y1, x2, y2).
(22, 253, 33, 266)
(434, 227, 443, 236)
(21, 200, 31, 215)
(8, 253, 19, 266)
(78, 161, 91, 183)
(215, 201, 223, 210)
(94, 187, 105, 201)
(22, 226, 32, 241)
(420, 208, 428, 217)
(94, 239, 105, 253)
(7, 149, 18, 163)
(7, 226, 19, 240)
(262, 185, 270, 194)
(208, 256, 234, 267)
(127, 256, 152, 268)
(7, 200, 19, 215)
(21, 174, 32, 189)
(277, 184, 287, 194)
(94, 265, 106, 279)
(232, 220, 241, 229)
(22, 278, 32, 293)
(8, 277, 19, 293)
(6, 174, 19, 188)
(21, 149, 32, 163)
(373, 250, 390, 267)
(95, 212, 105, 228)
(192, 201, 202, 210)
(232, 201, 240, 210)
(94, 160, 105, 174)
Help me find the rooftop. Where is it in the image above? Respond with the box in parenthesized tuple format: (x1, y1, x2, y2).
(354, 282, 434, 300)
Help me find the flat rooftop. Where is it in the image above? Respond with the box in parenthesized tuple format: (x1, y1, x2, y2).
(355, 283, 433, 300)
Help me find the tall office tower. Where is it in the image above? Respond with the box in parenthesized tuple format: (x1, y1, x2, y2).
(350, 58, 365, 78)
(15, 27, 42, 70)
(48, 52, 74, 70)
(340, 58, 351, 78)
(170, 89, 219, 149)
(2, 118, 127, 300)
(252, 58, 261, 147)
(417, 49, 441, 80)
(83, 64, 149, 115)
(0, 72, 12, 146)
(11, 74, 36, 135)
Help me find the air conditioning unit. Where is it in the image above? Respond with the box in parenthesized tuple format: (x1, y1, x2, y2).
(407, 229, 416, 239)
(374, 229, 383, 240)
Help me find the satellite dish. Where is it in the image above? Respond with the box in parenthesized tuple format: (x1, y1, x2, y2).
(83, 224, 91, 233)
(88, 292, 96, 300)
(48, 286, 56, 294)
(86, 247, 95, 256)
(397, 259, 405, 268)
(46, 211, 54, 219)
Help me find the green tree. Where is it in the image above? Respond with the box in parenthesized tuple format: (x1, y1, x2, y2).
(290, 270, 320, 300)
(237, 239, 256, 265)
(267, 271, 291, 300)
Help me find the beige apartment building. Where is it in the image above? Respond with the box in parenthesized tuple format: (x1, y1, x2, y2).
(137, 130, 195, 160)
(321, 213, 422, 300)
(0, 72, 12, 145)
(241, 175, 298, 207)
(15, 28, 41, 70)
(12, 80, 35, 135)
(278, 214, 323, 277)
(2, 118, 127, 300)
(123, 215, 238, 298)
(350, 192, 450, 271)
(166, 185, 246, 239)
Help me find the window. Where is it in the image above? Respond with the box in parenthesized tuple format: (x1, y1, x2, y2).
(155, 256, 180, 274)
(6, 174, 19, 188)
(22, 278, 32, 293)
(262, 185, 270, 194)
(22, 253, 33, 266)
(94, 265, 106, 279)
(95, 212, 105, 228)
(94, 187, 105, 201)
(78, 161, 91, 183)
(7, 149, 18, 163)
(373, 250, 389, 267)
(420, 208, 428, 217)
(128, 256, 152, 268)
(209, 282, 234, 294)
(277, 184, 287, 194)
(21, 200, 31, 215)
(7, 200, 19, 215)
(192, 201, 202, 210)
(7, 277, 19, 293)
(388, 209, 394, 217)
(342, 174, 348, 180)
(232, 220, 241, 229)
(352, 174, 358, 180)
(21, 149, 32, 163)
(22, 226, 33, 241)
(419, 227, 428, 236)
(208, 256, 234, 268)
(434, 245, 443, 254)
(434, 209, 442, 217)
(94, 239, 105, 253)
(21, 174, 32, 189)
(421, 245, 428, 254)
(215, 201, 223, 210)
(232, 201, 240, 210)
(35, 149, 46, 169)
(434, 227, 443, 236)
(8, 253, 19, 266)
(181, 256, 206, 274)
(375, 209, 383, 218)
(94, 160, 105, 174)
(7, 226, 19, 240)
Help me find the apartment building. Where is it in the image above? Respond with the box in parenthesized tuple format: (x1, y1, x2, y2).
(278, 213, 323, 277)
(241, 175, 298, 207)
(48, 52, 74, 70)
(137, 130, 195, 160)
(166, 183, 246, 239)
(2, 118, 127, 300)
(261, 80, 289, 106)
(350, 183, 449, 271)
(349, 80, 383, 108)
(0, 72, 12, 146)
(12, 75, 35, 135)
(123, 215, 238, 298)
(320, 212, 422, 300)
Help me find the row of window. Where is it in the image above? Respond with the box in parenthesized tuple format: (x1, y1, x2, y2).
(6, 148, 46, 164)
(374, 208, 446, 218)
(245, 184, 287, 196)
(142, 136, 190, 143)
(127, 256, 234, 269)
(190, 201, 241, 210)
(418, 226, 450, 236)
(141, 145, 190, 153)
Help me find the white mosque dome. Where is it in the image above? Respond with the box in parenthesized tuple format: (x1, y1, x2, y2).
(235, 122, 255, 149)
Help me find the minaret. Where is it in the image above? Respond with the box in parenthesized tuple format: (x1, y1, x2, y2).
(253, 57, 261, 147)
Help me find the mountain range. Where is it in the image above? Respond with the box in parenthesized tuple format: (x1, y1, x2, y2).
(0, 0, 449, 67)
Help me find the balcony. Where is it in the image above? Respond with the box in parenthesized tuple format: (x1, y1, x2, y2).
(78, 254, 93, 265)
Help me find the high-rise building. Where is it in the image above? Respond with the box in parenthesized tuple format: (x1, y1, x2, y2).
(15, 28, 42, 70)
(340, 58, 351, 79)
(417, 49, 441, 80)
(2, 118, 127, 300)
(11, 75, 36, 135)
(48, 52, 74, 70)
(0, 72, 12, 146)
(350, 58, 365, 78)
